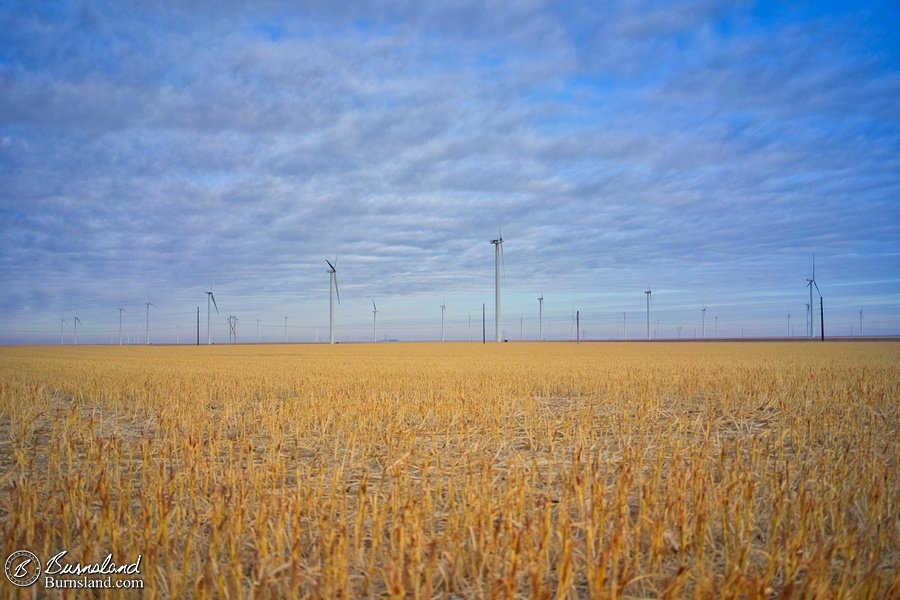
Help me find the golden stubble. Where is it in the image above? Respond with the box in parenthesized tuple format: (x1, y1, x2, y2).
(0, 341, 898, 598)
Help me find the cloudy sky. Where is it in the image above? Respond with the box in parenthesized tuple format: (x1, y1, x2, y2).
(1, 0, 898, 344)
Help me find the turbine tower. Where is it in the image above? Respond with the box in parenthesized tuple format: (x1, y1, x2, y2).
(118, 307, 127, 345)
(440, 298, 446, 342)
(206, 284, 219, 345)
(145, 293, 157, 345)
(806, 256, 820, 337)
(372, 299, 378, 343)
(73, 314, 82, 346)
(326, 258, 340, 344)
(538, 290, 544, 341)
(859, 307, 863, 337)
(490, 220, 504, 343)
(787, 313, 791, 337)
(622, 311, 626, 340)
(644, 286, 652, 340)
(805, 303, 811, 337)
(60, 318, 67, 345)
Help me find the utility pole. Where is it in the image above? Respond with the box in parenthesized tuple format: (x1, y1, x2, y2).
(820, 297, 825, 341)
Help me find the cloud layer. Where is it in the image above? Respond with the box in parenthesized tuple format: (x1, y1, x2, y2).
(1, 1, 898, 343)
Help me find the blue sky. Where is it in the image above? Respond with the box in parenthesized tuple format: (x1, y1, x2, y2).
(1, 0, 898, 344)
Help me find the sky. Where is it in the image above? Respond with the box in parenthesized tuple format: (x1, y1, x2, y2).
(1, 0, 898, 344)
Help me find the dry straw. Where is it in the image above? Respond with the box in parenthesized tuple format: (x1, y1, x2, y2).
(0, 341, 898, 597)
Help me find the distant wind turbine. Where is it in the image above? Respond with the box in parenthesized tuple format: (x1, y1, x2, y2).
(284, 315, 288, 343)
(372, 299, 378, 343)
(806, 256, 820, 337)
(787, 313, 791, 337)
(60, 318, 67, 346)
(490, 210, 505, 343)
(622, 311, 626, 340)
(73, 314, 82, 346)
(701, 304, 707, 339)
(538, 290, 544, 341)
(440, 298, 446, 342)
(145, 293, 157, 345)
(206, 283, 219, 345)
(118, 307, 127, 345)
(645, 285, 652, 340)
(326, 257, 340, 344)
(859, 307, 864, 336)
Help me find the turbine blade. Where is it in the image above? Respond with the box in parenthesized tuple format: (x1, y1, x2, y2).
(372, 299, 377, 312)
(334, 274, 341, 305)
(211, 293, 219, 314)
(814, 281, 821, 296)
(325, 259, 335, 271)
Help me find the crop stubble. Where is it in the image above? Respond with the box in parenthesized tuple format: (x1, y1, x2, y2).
(0, 342, 898, 598)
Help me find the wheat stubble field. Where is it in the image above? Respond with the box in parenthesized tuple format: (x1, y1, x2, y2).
(0, 342, 898, 598)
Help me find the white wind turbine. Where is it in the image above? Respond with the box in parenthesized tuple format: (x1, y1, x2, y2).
(806, 255, 821, 337)
(145, 292, 157, 345)
(206, 283, 219, 345)
(326, 258, 340, 344)
(118, 306, 127, 345)
(538, 290, 544, 341)
(372, 299, 378, 343)
(622, 311, 627, 340)
(440, 298, 446, 342)
(490, 214, 504, 343)
(644, 285, 652, 340)
(60, 318, 67, 345)
(859, 307, 864, 337)
(701, 304, 707, 339)
(73, 313, 83, 346)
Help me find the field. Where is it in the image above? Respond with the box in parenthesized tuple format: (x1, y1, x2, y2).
(1, 342, 898, 598)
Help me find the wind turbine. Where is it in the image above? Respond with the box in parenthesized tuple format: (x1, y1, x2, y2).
(145, 293, 156, 345)
(490, 211, 504, 343)
(284, 315, 288, 343)
(118, 306, 127, 345)
(787, 313, 791, 337)
(206, 284, 219, 345)
(60, 318, 67, 345)
(538, 290, 544, 341)
(859, 307, 863, 337)
(644, 285, 652, 340)
(622, 311, 626, 340)
(372, 299, 378, 343)
(701, 304, 707, 339)
(440, 298, 446, 342)
(326, 257, 340, 344)
(73, 314, 82, 346)
(806, 256, 820, 337)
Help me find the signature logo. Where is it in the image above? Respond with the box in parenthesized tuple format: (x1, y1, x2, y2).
(5, 550, 41, 587)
